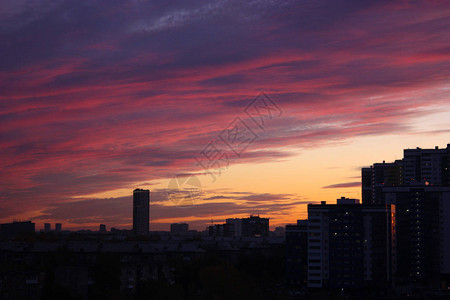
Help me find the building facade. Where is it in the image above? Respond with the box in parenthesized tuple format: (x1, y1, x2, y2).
(225, 216, 269, 237)
(0, 221, 35, 239)
(241, 215, 269, 237)
(384, 186, 450, 288)
(133, 189, 150, 235)
(286, 220, 308, 292)
(362, 160, 403, 205)
(362, 144, 450, 205)
(226, 218, 242, 236)
(361, 144, 450, 289)
(307, 198, 395, 291)
(208, 223, 234, 237)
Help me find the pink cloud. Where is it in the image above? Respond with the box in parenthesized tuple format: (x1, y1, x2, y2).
(1, 0, 449, 227)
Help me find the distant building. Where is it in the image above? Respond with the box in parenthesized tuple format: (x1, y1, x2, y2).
(55, 223, 62, 232)
(170, 223, 189, 234)
(44, 223, 51, 232)
(241, 215, 269, 237)
(307, 198, 395, 291)
(286, 220, 308, 291)
(133, 189, 150, 235)
(0, 221, 35, 239)
(224, 216, 269, 237)
(273, 226, 285, 237)
(99, 224, 106, 233)
(336, 196, 359, 205)
(226, 218, 242, 236)
(208, 223, 234, 237)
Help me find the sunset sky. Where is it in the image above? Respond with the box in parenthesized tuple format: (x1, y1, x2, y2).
(1, 0, 449, 231)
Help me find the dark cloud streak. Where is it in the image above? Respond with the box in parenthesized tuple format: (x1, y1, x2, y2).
(0, 0, 448, 227)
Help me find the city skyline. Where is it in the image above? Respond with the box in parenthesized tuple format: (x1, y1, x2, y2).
(1, 1, 450, 231)
(4, 143, 450, 233)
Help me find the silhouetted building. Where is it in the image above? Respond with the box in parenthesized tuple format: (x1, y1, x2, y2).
(384, 186, 450, 289)
(273, 226, 285, 237)
(133, 189, 150, 235)
(170, 223, 189, 234)
(362, 144, 450, 205)
(208, 223, 234, 237)
(99, 224, 106, 233)
(361, 144, 450, 290)
(362, 160, 403, 205)
(444, 146, 450, 186)
(0, 221, 35, 239)
(403, 145, 448, 185)
(241, 215, 269, 237)
(224, 216, 269, 237)
(44, 223, 51, 232)
(226, 218, 242, 236)
(307, 198, 395, 291)
(55, 223, 62, 232)
(286, 220, 308, 292)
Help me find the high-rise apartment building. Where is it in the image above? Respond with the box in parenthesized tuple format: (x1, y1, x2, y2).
(362, 144, 450, 205)
(307, 198, 395, 291)
(361, 144, 450, 289)
(286, 220, 308, 291)
(133, 189, 150, 235)
(362, 160, 403, 205)
(384, 186, 450, 288)
(403, 146, 448, 185)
